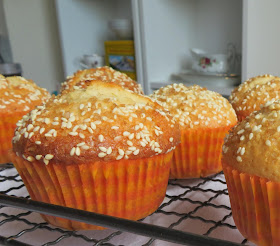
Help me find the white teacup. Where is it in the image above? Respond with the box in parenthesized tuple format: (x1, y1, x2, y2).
(80, 54, 104, 69)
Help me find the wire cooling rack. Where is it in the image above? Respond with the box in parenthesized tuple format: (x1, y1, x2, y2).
(0, 163, 255, 246)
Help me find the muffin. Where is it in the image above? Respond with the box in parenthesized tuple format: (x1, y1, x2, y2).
(230, 74, 280, 121)
(0, 75, 50, 164)
(222, 100, 280, 246)
(61, 66, 143, 94)
(10, 80, 180, 230)
(151, 83, 237, 178)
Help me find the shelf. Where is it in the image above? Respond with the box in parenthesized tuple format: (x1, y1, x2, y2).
(0, 163, 255, 246)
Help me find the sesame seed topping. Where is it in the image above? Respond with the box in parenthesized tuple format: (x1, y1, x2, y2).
(99, 134, 104, 142)
(45, 154, 54, 160)
(266, 140, 271, 146)
(236, 156, 242, 162)
(98, 152, 106, 158)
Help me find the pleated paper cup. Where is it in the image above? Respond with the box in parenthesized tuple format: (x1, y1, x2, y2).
(0, 112, 26, 164)
(223, 162, 280, 246)
(170, 126, 234, 179)
(10, 150, 173, 230)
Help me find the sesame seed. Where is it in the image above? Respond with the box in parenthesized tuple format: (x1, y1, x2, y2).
(127, 140, 133, 146)
(118, 149, 124, 156)
(99, 135, 104, 142)
(116, 155, 123, 160)
(45, 154, 54, 160)
(237, 129, 245, 135)
(35, 155, 42, 160)
(240, 135, 245, 141)
(82, 145, 90, 150)
(236, 156, 242, 162)
(77, 142, 85, 146)
(44, 118, 50, 124)
(277, 126, 280, 132)
(79, 133, 85, 139)
(249, 133, 253, 140)
(266, 140, 271, 146)
(70, 147, 76, 156)
(69, 132, 78, 136)
(27, 156, 34, 162)
(35, 141, 41, 145)
(107, 147, 112, 155)
(133, 149, 140, 155)
(75, 147, 81, 156)
(98, 152, 106, 158)
(90, 122, 96, 130)
(99, 147, 107, 152)
(43, 159, 49, 165)
(123, 131, 130, 136)
(169, 137, 173, 142)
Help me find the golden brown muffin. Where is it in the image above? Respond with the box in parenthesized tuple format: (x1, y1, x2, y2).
(61, 66, 143, 94)
(229, 74, 280, 121)
(222, 99, 280, 246)
(11, 80, 180, 230)
(151, 83, 237, 178)
(0, 75, 50, 164)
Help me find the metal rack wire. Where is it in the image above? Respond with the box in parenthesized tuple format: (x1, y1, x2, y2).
(0, 163, 255, 246)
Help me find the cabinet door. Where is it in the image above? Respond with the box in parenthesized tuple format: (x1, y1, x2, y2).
(243, 0, 280, 80)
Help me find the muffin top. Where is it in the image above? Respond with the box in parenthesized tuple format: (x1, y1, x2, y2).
(223, 100, 280, 182)
(0, 75, 50, 113)
(13, 80, 180, 165)
(150, 83, 237, 129)
(61, 66, 143, 94)
(229, 74, 280, 119)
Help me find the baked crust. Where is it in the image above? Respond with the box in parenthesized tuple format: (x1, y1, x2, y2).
(13, 80, 180, 165)
(0, 75, 50, 114)
(223, 100, 280, 182)
(229, 74, 280, 119)
(61, 66, 143, 94)
(150, 83, 237, 129)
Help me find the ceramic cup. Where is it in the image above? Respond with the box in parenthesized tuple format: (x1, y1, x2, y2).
(80, 54, 105, 69)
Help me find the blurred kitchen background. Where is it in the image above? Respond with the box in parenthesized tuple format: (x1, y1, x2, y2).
(0, 0, 280, 96)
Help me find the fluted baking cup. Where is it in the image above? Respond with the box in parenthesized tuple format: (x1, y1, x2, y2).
(223, 162, 280, 246)
(0, 112, 26, 164)
(10, 150, 173, 230)
(170, 126, 234, 179)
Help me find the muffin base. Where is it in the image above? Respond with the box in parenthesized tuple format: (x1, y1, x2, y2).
(10, 151, 173, 230)
(223, 162, 280, 246)
(0, 112, 26, 164)
(170, 126, 234, 179)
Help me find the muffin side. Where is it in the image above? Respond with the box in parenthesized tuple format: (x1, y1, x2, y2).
(0, 75, 50, 163)
(222, 99, 280, 245)
(151, 83, 237, 178)
(11, 80, 180, 230)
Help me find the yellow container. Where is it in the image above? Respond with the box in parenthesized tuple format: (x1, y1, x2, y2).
(104, 40, 137, 80)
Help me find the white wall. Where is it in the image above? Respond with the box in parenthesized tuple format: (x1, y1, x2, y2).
(3, 0, 64, 93)
(242, 0, 280, 80)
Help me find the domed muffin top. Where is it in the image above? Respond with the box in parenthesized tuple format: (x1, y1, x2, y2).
(223, 99, 280, 182)
(61, 66, 143, 94)
(13, 80, 180, 165)
(150, 83, 237, 129)
(0, 75, 50, 113)
(229, 74, 280, 119)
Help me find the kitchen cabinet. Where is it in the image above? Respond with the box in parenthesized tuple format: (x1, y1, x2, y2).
(55, 0, 280, 95)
